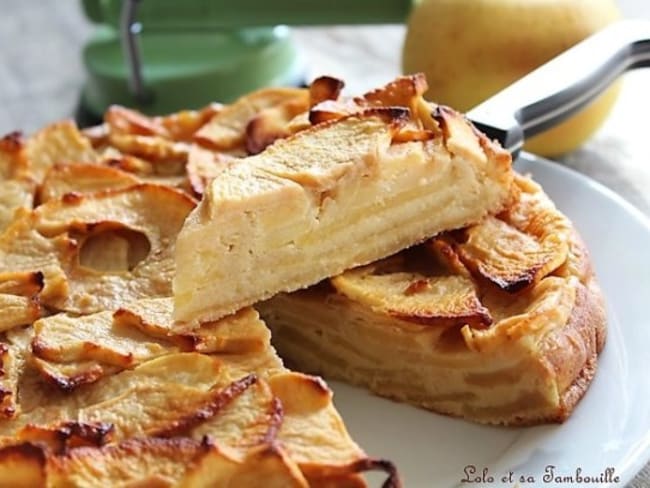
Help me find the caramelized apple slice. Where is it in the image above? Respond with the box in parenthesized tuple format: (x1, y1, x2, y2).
(195, 87, 308, 151)
(17, 421, 113, 453)
(0, 354, 225, 441)
(0, 343, 16, 419)
(0, 271, 43, 298)
(0, 295, 39, 333)
(268, 372, 393, 487)
(104, 103, 222, 143)
(179, 443, 309, 488)
(114, 299, 270, 354)
(0, 326, 38, 422)
(331, 262, 491, 328)
(30, 357, 121, 392)
(0, 134, 35, 233)
(107, 133, 190, 172)
(245, 96, 311, 155)
(98, 146, 155, 175)
(31, 300, 272, 389)
(504, 174, 583, 280)
(186, 144, 238, 197)
(77, 379, 252, 442)
(0, 180, 34, 233)
(44, 439, 308, 488)
(426, 236, 472, 278)
(172, 375, 281, 460)
(155, 103, 222, 141)
(457, 215, 568, 293)
(32, 184, 195, 314)
(105, 105, 170, 138)
(45, 438, 207, 487)
(0, 443, 47, 487)
(267, 375, 335, 472)
(39, 164, 140, 203)
(309, 74, 437, 132)
(152, 373, 264, 438)
(0, 131, 28, 180)
(359, 73, 428, 113)
(31, 310, 176, 369)
(4, 355, 277, 453)
(81, 124, 110, 149)
(24, 120, 98, 182)
(309, 76, 345, 108)
(0, 271, 43, 332)
(0, 333, 28, 419)
(308, 99, 360, 126)
(0, 211, 69, 306)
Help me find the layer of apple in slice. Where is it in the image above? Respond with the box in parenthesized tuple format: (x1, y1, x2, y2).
(173, 75, 513, 324)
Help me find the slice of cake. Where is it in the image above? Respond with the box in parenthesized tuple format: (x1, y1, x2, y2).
(173, 75, 514, 323)
(259, 174, 606, 425)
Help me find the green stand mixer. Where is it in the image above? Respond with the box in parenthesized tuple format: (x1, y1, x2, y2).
(80, 0, 412, 118)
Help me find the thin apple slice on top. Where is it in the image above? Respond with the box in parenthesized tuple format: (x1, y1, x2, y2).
(194, 87, 309, 152)
(331, 257, 492, 329)
(456, 216, 568, 293)
(38, 163, 140, 203)
(32, 184, 195, 314)
(24, 120, 99, 183)
(174, 77, 513, 325)
(30, 299, 273, 389)
(456, 175, 572, 293)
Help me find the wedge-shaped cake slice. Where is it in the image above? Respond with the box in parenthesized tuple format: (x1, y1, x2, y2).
(174, 75, 514, 323)
(259, 174, 606, 425)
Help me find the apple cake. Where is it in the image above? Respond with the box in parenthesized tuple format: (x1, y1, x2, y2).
(259, 173, 606, 425)
(0, 72, 606, 485)
(0, 100, 401, 486)
(173, 74, 514, 324)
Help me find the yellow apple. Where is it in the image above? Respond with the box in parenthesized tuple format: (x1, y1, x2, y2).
(402, 0, 621, 157)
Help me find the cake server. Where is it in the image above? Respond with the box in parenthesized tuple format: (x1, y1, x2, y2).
(468, 20, 650, 157)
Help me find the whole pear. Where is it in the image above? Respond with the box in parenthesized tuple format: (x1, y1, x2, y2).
(402, 0, 621, 157)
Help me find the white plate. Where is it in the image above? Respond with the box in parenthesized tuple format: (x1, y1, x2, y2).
(329, 153, 650, 488)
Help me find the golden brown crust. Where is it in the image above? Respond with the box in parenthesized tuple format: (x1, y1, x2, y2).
(487, 271, 606, 427)
(540, 276, 606, 423)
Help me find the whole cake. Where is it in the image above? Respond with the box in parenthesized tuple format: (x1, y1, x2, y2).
(0, 73, 606, 486)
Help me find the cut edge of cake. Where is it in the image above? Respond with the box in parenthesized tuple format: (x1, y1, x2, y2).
(173, 76, 514, 324)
